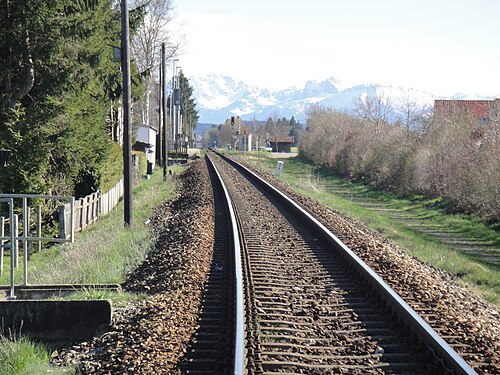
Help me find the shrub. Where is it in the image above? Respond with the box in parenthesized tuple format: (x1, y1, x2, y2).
(0, 334, 49, 374)
(299, 107, 500, 223)
(100, 143, 124, 192)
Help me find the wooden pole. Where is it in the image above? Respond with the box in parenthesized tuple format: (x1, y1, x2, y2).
(121, 0, 132, 227)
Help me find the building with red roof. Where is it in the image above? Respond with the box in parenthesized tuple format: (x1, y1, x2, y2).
(269, 136, 294, 153)
(434, 99, 500, 124)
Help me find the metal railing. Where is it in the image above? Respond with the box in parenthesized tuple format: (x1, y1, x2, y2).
(0, 194, 75, 299)
(0, 179, 124, 299)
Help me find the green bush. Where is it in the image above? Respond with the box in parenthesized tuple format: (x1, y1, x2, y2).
(0, 335, 49, 375)
(100, 143, 124, 192)
(132, 151, 147, 177)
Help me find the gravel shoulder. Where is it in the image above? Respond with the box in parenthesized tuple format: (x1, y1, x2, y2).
(51, 157, 499, 374)
(52, 160, 215, 373)
(244, 162, 500, 374)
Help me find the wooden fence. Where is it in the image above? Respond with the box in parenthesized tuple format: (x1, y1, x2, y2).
(100, 178, 124, 217)
(64, 179, 124, 235)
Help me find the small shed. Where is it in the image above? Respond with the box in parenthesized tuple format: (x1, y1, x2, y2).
(269, 136, 294, 153)
(135, 123, 158, 164)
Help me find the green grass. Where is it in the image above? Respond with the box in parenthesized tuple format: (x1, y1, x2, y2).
(0, 166, 181, 374)
(0, 334, 71, 375)
(0, 167, 180, 287)
(233, 151, 500, 306)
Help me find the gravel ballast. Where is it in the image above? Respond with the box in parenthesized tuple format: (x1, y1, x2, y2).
(52, 156, 499, 374)
(52, 160, 215, 373)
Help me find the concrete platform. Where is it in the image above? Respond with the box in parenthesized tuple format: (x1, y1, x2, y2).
(0, 299, 111, 347)
(0, 283, 121, 300)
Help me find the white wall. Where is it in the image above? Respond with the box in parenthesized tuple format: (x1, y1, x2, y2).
(137, 125, 157, 164)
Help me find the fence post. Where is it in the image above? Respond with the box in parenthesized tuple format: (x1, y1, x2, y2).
(86, 196, 91, 228)
(99, 190, 102, 217)
(8, 199, 15, 299)
(26, 205, 31, 253)
(36, 205, 42, 252)
(23, 198, 29, 286)
(89, 195, 93, 224)
(58, 205, 66, 240)
(96, 192, 100, 219)
(70, 196, 75, 242)
(0, 216, 4, 276)
(79, 198, 84, 232)
(92, 192, 98, 223)
(23, 197, 29, 263)
(13, 214, 18, 269)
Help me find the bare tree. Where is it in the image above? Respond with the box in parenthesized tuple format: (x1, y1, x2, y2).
(217, 122, 232, 148)
(355, 92, 393, 132)
(202, 125, 218, 148)
(395, 93, 430, 139)
(265, 113, 291, 150)
(246, 116, 264, 150)
(490, 100, 500, 143)
(130, 0, 183, 127)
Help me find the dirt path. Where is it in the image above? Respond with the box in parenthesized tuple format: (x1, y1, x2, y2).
(322, 181, 500, 268)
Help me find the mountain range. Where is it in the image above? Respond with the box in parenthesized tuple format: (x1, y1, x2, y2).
(190, 74, 491, 129)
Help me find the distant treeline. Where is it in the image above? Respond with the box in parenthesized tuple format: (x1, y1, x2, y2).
(202, 116, 303, 148)
(299, 102, 500, 223)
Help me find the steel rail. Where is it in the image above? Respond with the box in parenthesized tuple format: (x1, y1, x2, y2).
(216, 151, 477, 375)
(206, 154, 246, 374)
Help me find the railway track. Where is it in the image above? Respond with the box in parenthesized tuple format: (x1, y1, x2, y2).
(200, 151, 477, 374)
(179, 155, 239, 374)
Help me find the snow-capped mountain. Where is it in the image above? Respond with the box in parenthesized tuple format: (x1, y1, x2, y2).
(189, 74, 479, 125)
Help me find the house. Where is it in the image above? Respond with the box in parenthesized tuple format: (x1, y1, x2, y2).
(134, 124, 158, 165)
(235, 133, 252, 152)
(269, 136, 294, 153)
(433, 99, 500, 124)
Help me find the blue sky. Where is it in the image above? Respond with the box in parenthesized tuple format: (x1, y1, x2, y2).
(174, 0, 500, 96)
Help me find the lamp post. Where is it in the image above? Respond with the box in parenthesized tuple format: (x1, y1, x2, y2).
(161, 43, 168, 180)
(175, 66, 182, 152)
(157, 49, 162, 168)
(120, 0, 132, 227)
(171, 59, 178, 151)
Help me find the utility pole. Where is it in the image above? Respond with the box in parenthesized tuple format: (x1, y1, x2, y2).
(157, 50, 162, 167)
(121, 0, 132, 227)
(162, 42, 168, 180)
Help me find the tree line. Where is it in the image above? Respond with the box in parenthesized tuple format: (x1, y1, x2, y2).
(1, 1, 136, 197)
(0, 0, 198, 198)
(299, 96, 500, 223)
(202, 116, 303, 149)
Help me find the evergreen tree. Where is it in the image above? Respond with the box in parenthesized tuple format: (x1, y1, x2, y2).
(289, 116, 303, 146)
(178, 70, 199, 145)
(0, 1, 145, 196)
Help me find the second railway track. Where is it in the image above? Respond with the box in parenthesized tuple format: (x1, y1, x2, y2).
(200, 151, 479, 374)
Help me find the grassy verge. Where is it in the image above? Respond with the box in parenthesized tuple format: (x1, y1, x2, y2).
(233, 151, 500, 306)
(0, 335, 69, 375)
(0, 167, 180, 287)
(0, 166, 181, 374)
